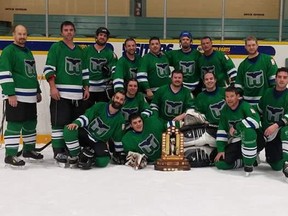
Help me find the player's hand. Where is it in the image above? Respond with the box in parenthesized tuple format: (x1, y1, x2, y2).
(83, 87, 90, 100)
(8, 95, 18, 107)
(37, 93, 42, 103)
(264, 123, 279, 137)
(173, 113, 186, 122)
(66, 123, 79, 130)
(214, 152, 225, 162)
(146, 89, 153, 100)
(50, 86, 61, 100)
(229, 126, 236, 136)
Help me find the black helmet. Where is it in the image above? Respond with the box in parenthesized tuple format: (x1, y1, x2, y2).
(96, 27, 110, 37)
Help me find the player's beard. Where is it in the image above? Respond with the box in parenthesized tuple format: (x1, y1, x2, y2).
(96, 40, 106, 46)
(111, 101, 123, 109)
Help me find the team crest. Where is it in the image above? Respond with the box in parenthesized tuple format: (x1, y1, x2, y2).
(245, 71, 264, 88)
(138, 134, 160, 156)
(266, 105, 284, 122)
(156, 63, 170, 78)
(129, 68, 137, 78)
(89, 58, 107, 74)
(24, 59, 36, 78)
(65, 57, 81, 76)
(164, 100, 183, 117)
(209, 100, 225, 119)
(201, 65, 215, 78)
(121, 107, 139, 121)
(179, 61, 195, 77)
(89, 117, 110, 137)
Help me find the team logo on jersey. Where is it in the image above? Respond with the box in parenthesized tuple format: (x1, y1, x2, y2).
(89, 58, 107, 74)
(65, 57, 81, 76)
(245, 71, 264, 88)
(164, 100, 183, 117)
(266, 105, 284, 122)
(228, 119, 242, 129)
(129, 68, 137, 78)
(209, 100, 225, 119)
(179, 61, 195, 76)
(201, 66, 215, 78)
(121, 107, 139, 121)
(89, 117, 110, 137)
(138, 134, 160, 156)
(156, 63, 170, 78)
(24, 59, 36, 78)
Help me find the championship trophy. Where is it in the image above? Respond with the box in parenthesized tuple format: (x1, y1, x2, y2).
(154, 125, 190, 171)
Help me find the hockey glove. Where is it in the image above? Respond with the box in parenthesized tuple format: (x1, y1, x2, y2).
(112, 151, 127, 165)
(77, 146, 95, 170)
(125, 151, 148, 170)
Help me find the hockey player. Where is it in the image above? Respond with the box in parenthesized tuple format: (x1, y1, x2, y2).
(113, 38, 141, 92)
(137, 37, 171, 101)
(122, 113, 165, 168)
(63, 91, 126, 169)
(214, 86, 260, 175)
(235, 36, 278, 106)
(83, 27, 118, 106)
(257, 67, 288, 177)
(165, 31, 201, 94)
(43, 21, 89, 163)
(198, 36, 237, 87)
(0, 25, 43, 166)
(121, 79, 152, 128)
(150, 70, 194, 123)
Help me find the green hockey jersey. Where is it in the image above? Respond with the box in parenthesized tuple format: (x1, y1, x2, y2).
(258, 88, 288, 130)
(0, 43, 39, 103)
(113, 53, 141, 92)
(137, 52, 171, 92)
(195, 87, 226, 125)
(122, 116, 165, 161)
(151, 84, 195, 121)
(235, 53, 277, 106)
(83, 44, 117, 92)
(165, 49, 201, 91)
(216, 100, 260, 152)
(74, 102, 125, 152)
(198, 50, 237, 87)
(43, 41, 88, 100)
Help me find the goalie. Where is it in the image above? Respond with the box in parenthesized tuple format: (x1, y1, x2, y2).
(181, 71, 225, 167)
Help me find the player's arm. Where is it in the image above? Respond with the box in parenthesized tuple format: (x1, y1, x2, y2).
(113, 58, 125, 92)
(222, 53, 237, 84)
(235, 103, 260, 133)
(267, 56, 278, 87)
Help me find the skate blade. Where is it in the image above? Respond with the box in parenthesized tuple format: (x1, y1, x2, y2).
(4, 164, 26, 169)
(69, 163, 78, 169)
(245, 172, 251, 177)
(23, 158, 44, 163)
(55, 161, 69, 168)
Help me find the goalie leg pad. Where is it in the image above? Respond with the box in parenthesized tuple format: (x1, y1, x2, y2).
(184, 146, 214, 167)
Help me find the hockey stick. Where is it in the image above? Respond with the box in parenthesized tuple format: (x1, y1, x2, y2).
(17, 141, 52, 157)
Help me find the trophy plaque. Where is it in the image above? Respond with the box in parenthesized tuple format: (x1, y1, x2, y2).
(154, 126, 190, 171)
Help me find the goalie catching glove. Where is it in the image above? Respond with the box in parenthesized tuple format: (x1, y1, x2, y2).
(125, 151, 148, 170)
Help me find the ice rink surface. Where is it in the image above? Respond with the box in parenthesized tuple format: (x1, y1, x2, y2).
(0, 144, 287, 216)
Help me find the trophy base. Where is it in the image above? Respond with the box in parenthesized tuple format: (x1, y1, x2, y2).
(154, 157, 191, 171)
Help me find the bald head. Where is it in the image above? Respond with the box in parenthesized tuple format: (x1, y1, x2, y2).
(13, 25, 28, 47)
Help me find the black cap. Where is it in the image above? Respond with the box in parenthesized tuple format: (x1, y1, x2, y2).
(96, 27, 110, 37)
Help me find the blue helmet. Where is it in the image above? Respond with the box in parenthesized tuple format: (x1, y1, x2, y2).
(179, 31, 192, 40)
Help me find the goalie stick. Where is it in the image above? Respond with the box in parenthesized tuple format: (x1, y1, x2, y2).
(17, 141, 52, 157)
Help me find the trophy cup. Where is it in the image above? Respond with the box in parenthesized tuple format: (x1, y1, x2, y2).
(154, 125, 190, 171)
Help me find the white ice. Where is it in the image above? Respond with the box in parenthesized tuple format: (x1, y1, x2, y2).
(0, 144, 287, 216)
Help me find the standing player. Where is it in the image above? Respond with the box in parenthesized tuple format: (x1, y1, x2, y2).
(113, 38, 141, 92)
(137, 37, 171, 100)
(83, 27, 117, 105)
(0, 25, 43, 166)
(165, 31, 201, 94)
(121, 79, 152, 128)
(63, 91, 126, 169)
(257, 67, 288, 177)
(43, 21, 89, 163)
(150, 70, 194, 123)
(214, 86, 260, 175)
(198, 36, 237, 87)
(235, 36, 278, 106)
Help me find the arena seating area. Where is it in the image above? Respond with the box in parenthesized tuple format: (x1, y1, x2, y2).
(3, 14, 288, 40)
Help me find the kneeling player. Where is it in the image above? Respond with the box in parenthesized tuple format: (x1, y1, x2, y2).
(257, 67, 288, 178)
(214, 86, 260, 175)
(122, 113, 165, 169)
